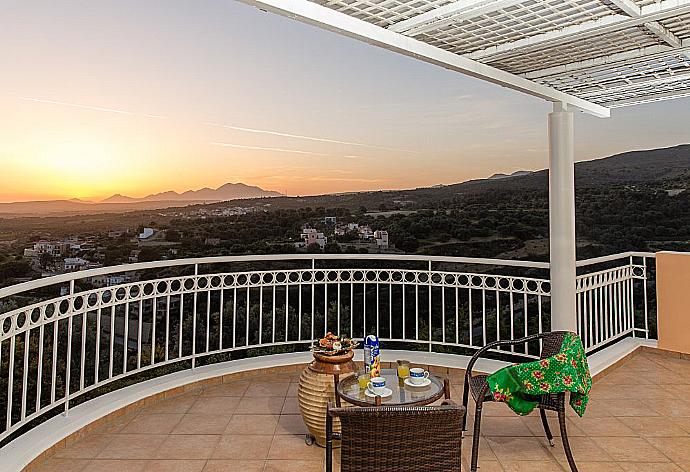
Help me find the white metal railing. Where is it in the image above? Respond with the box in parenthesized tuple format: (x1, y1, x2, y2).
(576, 252, 656, 352)
(0, 254, 551, 444)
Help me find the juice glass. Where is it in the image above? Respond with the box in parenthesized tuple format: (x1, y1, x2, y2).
(396, 360, 411, 379)
(357, 371, 370, 390)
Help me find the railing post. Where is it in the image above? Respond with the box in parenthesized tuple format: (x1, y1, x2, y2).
(192, 264, 198, 369)
(428, 260, 432, 352)
(643, 256, 649, 339)
(548, 102, 577, 332)
(64, 279, 75, 416)
(630, 255, 636, 338)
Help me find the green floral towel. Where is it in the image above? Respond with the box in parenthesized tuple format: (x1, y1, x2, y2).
(486, 332, 591, 416)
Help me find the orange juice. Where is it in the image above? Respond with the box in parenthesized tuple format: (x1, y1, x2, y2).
(358, 372, 370, 390)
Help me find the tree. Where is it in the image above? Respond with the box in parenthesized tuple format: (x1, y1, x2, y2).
(165, 229, 181, 242)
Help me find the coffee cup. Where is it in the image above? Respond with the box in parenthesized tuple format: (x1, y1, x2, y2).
(409, 368, 429, 385)
(367, 376, 386, 395)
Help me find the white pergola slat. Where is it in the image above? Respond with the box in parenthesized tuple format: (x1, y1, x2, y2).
(243, 0, 690, 109)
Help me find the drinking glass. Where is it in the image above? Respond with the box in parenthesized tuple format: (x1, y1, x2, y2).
(357, 371, 370, 390)
(396, 360, 411, 379)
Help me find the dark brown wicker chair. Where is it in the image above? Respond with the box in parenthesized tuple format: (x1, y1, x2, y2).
(325, 401, 466, 472)
(462, 331, 579, 472)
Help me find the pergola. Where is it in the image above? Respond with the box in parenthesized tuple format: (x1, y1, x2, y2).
(239, 0, 690, 332)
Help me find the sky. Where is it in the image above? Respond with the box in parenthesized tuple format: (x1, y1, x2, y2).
(1, 0, 689, 203)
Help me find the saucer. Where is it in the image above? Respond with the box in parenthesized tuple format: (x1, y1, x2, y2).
(404, 377, 431, 388)
(365, 387, 393, 398)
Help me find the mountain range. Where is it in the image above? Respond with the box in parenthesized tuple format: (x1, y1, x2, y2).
(0, 183, 281, 215)
(100, 183, 282, 204)
(1, 144, 688, 216)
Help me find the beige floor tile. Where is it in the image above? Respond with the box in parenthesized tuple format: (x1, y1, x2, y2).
(567, 417, 636, 437)
(172, 414, 233, 435)
(82, 460, 148, 472)
(500, 461, 564, 472)
(672, 417, 690, 433)
(482, 402, 521, 417)
(275, 415, 307, 435)
(606, 399, 663, 417)
(264, 460, 324, 472)
(618, 463, 685, 472)
(224, 415, 279, 435)
(97, 434, 167, 459)
(268, 434, 325, 460)
(480, 416, 535, 437)
(245, 381, 290, 397)
(200, 381, 250, 397)
(462, 436, 499, 462)
(54, 434, 112, 459)
(236, 396, 285, 415)
(596, 437, 671, 463)
(647, 398, 690, 418)
(618, 416, 689, 437)
(211, 434, 273, 460)
(485, 437, 554, 462)
(91, 411, 140, 434)
(562, 461, 623, 471)
(188, 396, 241, 416)
(121, 413, 184, 435)
(155, 434, 220, 460)
(281, 397, 301, 414)
(143, 459, 207, 471)
(547, 436, 613, 463)
(646, 437, 690, 463)
(202, 460, 265, 472)
(147, 394, 199, 414)
(32, 458, 91, 472)
(287, 383, 299, 397)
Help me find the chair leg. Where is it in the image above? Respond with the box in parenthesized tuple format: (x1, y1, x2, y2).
(559, 409, 578, 472)
(325, 405, 333, 472)
(540, 408, 555, 446)
(470, 401, 483, 472)
(461, 379, 470, 433)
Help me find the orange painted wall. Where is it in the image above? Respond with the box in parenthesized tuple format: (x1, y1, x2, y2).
(656, 251, 690, 355)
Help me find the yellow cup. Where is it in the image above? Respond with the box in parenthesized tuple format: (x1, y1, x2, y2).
(397, 360, 410, 379)
(358, 372, 370, 390)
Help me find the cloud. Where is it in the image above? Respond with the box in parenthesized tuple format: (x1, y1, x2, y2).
(210, 142, 331, 156)
(205, 122, 416, 153)
(17, 97, 135, 115)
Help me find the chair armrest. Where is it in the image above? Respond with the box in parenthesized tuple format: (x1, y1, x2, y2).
(465, 332, 545, 381)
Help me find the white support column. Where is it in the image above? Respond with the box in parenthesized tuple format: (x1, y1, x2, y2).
(549, 102, 577, 332)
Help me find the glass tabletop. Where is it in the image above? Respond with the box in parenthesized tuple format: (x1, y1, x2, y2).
(337, 369, 445, 407)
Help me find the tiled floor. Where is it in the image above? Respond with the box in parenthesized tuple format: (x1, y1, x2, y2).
(30, 351, 690, 472)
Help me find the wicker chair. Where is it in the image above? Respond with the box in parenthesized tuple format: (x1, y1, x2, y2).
(325, 402, 466, 472)
(462, 331, 579, 472)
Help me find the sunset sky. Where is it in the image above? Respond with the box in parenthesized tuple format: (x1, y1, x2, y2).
(1, 0, 689, 203)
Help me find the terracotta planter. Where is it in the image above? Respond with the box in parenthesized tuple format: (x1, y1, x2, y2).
(298, 350, 357, 447)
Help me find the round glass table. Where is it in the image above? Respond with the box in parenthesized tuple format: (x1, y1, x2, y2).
(336, 369, 449, 407)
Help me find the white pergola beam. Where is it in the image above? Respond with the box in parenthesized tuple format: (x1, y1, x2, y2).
(607, 87, 690, 106)
(607, 0, 642, 17)
(468, 0, 690, 60)
(237, 0, 609, 116)
(606, 0, 681, 46)
(644, 21, 683, 47)
(579, 73, 690, 98)
(388, 0, 524, 35)
(524, 42, 688, 79)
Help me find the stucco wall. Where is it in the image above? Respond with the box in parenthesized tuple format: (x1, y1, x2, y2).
(656, 251, 690, 355)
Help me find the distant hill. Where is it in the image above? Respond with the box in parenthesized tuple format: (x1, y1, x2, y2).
(101, 182, 281, 203)
(488, 170, 533, 180)
(0, 183, 282, 216)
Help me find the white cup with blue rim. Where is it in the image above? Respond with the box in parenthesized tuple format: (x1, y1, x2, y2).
(367, 376, 386, 395)
(409, 367, 429, 385)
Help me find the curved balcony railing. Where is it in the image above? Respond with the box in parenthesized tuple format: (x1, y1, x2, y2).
(0, 252, 654, 449)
